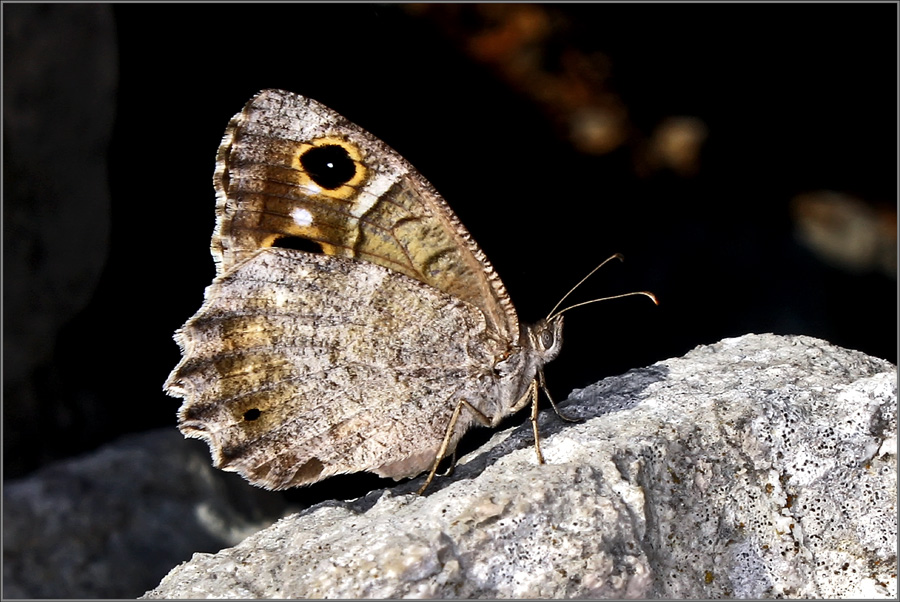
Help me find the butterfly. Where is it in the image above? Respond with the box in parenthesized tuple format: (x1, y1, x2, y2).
(164, 89, 654, 493)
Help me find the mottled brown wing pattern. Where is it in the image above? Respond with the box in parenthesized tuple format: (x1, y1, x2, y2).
(166, 249, 502, 490)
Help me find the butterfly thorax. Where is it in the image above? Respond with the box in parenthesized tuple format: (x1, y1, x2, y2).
(489, 316, 564, 425)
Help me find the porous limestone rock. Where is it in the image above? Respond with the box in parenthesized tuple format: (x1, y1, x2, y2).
(143, 334, 897, 599)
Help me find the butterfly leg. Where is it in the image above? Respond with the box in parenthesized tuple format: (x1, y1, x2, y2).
(537, 367, 581, 423)
(506, 379, 546, 466)
(528, 379, 546, 465)
(439, 450, 458, 478)
(417, 398, 491, 495)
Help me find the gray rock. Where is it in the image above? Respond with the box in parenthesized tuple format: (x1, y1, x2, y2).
(4, 3, 117, 477)
(143, 334, 897, 598)
(3, 3, 115, 383)
(3, 429, 292, 599)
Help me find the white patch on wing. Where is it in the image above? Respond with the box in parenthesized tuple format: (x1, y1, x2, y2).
(291, 207, 314, 227)
(352, 169, 403, 218)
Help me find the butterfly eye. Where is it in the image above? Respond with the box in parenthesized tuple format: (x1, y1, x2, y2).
(540, 329, 554, 350)
(300, 144, 358, 190)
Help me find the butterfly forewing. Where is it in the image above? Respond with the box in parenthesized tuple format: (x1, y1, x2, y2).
(212, 89, 518, 340)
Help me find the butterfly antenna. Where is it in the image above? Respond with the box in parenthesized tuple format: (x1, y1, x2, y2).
(546, 254, 658, 321)
(546, 253, 625, 320)
(551, 290, 658, 320)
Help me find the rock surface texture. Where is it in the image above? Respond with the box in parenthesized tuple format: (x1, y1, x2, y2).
(143, 334, 897, 598)
(3, 430, 291, 598)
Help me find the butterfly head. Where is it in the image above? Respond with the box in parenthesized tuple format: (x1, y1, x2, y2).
(526, 314, 565, 365)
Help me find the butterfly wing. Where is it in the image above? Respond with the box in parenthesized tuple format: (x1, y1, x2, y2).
(164, 90, 553, 490)
(166, 248, 503, 490)
(212, 89, 519, 341)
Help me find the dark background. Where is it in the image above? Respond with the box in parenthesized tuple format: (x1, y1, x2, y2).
(5, 3, 896, 507)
